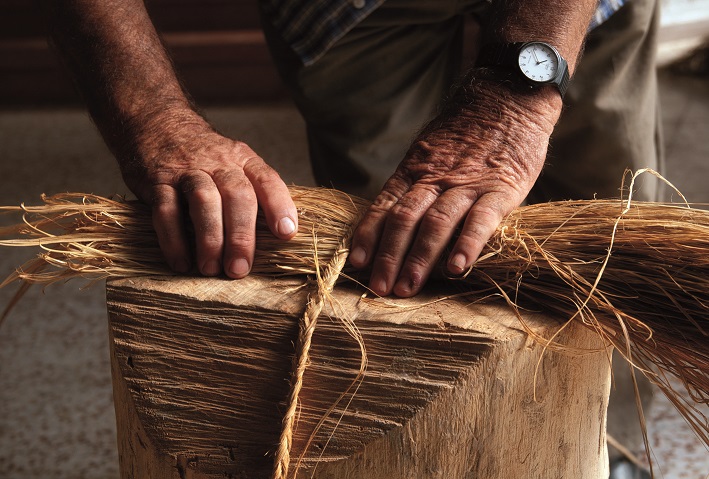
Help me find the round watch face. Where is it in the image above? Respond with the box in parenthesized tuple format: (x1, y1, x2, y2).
(517, 43, 559, 83)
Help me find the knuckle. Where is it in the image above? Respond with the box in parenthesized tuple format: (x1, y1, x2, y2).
(192, 187, 219, 206)
(179, 172, 214, 195)
(150, 187, 172, 207)
(460, 206, 503, 246)
(475, 201, 506, 225)
(213, 166, 246, 184)
(388, 203, 420, 228)
(151, 198, 176, 221)
(244, 158, 283, 187)
(180, 174, 221, 206)
(150, 185, 179, 212)
(196, 224, 223, 248)
(372, 188, 400, 208)
(232, 140, 258, 160)
(405, 252, 433, 271)
(459, 222, 488, 245)
(364, 202, 391, 222)
(191, 212, 223, 242)
(222, 179, 257, 204)
(225, 230, 255, 252)
(423, 205, 457, 229)
(406, 233, 441, 268)
(374, 249, 400, 269)
(352, 203, 391, 244)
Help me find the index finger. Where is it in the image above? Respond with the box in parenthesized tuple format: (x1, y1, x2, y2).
(349, 173, 412, 271)
(243, 156, 299, 240)
(150, 183, 191, 274)
(446, 193, 509, 276)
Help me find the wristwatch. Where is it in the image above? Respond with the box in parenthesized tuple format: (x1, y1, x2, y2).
(476, 42, 570, 98)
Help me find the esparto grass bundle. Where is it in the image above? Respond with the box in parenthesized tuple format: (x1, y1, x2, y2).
(1, 181, 708, 460)
(460, 197, 709, 446)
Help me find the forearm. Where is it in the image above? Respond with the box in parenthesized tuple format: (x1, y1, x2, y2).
(43, 0, 201, 160)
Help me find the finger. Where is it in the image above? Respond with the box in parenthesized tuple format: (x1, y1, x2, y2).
(368, 184, 439, 296)
(393, 188, 475, 297)
(349, 173, 411, 270)
(243, 156, 298, 239)
(213, 169, 258, 279)
(151, 184, 191, 273)
(446, 193, 509, 275)
(180, 171, 224, 277)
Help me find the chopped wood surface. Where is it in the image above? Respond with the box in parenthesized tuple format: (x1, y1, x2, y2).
(107, 274, 611, 479)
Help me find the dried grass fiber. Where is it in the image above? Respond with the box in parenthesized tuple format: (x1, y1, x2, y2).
(1, 174, 708, 475)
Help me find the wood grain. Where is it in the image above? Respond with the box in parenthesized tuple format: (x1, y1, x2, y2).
(107, 275, 612, 479)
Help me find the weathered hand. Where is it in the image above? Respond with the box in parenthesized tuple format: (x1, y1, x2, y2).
(349, 80, 562, 297)
(120, 115, 298, 278)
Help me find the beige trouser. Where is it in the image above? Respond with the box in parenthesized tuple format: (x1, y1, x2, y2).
(531, 0, 665, 204)
(262, 0, 663, 202)
(262, 0, 662, 463)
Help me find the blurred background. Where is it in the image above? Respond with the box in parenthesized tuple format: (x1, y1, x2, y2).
(0, 0, 708, 478)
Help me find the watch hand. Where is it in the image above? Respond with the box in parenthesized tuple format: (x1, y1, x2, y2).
(531, 48, 541, 64)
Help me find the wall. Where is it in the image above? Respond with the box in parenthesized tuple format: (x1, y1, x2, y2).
(0, 0, 287, 106)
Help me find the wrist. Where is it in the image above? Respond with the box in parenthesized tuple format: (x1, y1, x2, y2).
(476, 41, 571, 99)
(453, 70, 563, 136)
(409, 74, 557, 184)
(119, 104, 211, 163)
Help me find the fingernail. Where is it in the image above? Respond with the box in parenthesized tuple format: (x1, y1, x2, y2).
(173, 258, 190, 274)
(350, 246, 366, 266)
(277, 217, 296, 236)
(229, 258, 250, 278)
(394, 277, 412, 296)
(202, 259, 221, 276)
(395, 271, 422, 297)
(371, 277, 388, 296)
(448, 253, 467, 274)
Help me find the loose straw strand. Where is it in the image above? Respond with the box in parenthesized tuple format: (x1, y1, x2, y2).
(271, 223, 358, 479)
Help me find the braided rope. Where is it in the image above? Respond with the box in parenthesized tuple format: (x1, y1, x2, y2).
(271, 226, 355, 479)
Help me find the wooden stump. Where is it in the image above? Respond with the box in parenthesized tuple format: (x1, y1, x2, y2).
(106, 275, 612, 479)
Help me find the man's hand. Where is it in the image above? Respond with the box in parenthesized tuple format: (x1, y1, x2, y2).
(121, 116, 298, 278)
(43, 0, 298, 279)
(348, 0, 597, 297)
(349, 80, 561, 297)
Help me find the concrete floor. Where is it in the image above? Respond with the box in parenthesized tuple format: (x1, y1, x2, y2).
(0, 67, 708, 478)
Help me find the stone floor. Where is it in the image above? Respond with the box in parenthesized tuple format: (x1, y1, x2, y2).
(0, 67, 708, 478)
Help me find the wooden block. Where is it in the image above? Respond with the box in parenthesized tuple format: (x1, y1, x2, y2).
(106, 275, 611, 479)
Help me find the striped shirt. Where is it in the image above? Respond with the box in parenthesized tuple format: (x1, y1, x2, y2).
(591, 0, 626, 29)
(262, 0, 626, 66)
